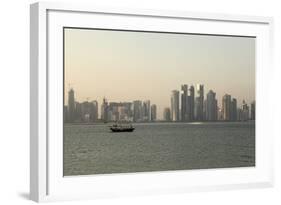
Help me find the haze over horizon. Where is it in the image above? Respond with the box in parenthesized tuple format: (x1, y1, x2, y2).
(64, 28, 255, 119)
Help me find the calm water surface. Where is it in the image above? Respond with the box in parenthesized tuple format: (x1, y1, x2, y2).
(63, 122, 255, 176)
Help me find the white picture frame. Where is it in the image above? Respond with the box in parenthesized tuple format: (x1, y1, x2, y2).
(30, 2, 274, 202)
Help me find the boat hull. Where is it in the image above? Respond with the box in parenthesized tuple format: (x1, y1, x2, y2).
(110, 127, 135, 132)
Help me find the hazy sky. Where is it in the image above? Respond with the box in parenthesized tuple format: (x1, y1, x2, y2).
(64, 28, 255, 119)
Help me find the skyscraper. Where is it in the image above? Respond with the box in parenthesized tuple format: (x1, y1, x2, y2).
(251, 101, 255, 120)
(133, 100, 142, 122)
(181, 84, 188, 121)
(108, 102, 119, 121)
(217, 107, 223, 121)
(188, 85, 195, 121)
(206, 90, 217, 121)
(163, 107, 171, 121)
(75, 101, 82, 122)
(241, 100, 249, 121)
(237, 108, 243, 121)
(203, 99, 207, 120)
(195, 84, 204, 121)
(89, 100, 98, 122)
(171, 90, 180, 121)
(81, 101, 90, 122)
(222, 94, 231, 121)
(101, 97, 109, 123)
(68, 88, 76, 122)
(120, 102, 133, 121)
(143, 100, 151, 121)
(151, 104, 157, 122)
(230, 98, 237, 121)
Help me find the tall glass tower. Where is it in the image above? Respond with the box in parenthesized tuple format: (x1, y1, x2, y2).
(222, 94, 231, 121)
(206, 90, 217, 121)
(195, 84, 204, 121)
(181, 84, 188, 121)
(68, 88, 76, 122)
(171, 90, 180, 121)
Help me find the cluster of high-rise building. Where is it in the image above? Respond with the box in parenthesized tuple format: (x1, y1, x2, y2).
(100, 98, 157, 122)
(166, 84, 255, 122)
(64, 88, 157, 123)
(64, 86, 255, 123)
(64, 89, 99, 123)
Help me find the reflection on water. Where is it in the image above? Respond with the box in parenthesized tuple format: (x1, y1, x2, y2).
(63, 121, 255, 176)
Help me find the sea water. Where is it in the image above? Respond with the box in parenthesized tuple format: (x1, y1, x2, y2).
(63, 121, 255, 176)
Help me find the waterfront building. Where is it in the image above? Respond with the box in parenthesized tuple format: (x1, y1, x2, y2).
(230, 98, 237, 121)
(143, 100, 151, 121)
(217, 107, 223, 121)
(119, 102, 133, 121)
(108, 102, 119, 121)
(237, 100, 249, 121)
(222, 94, 232, 121)
(195, 84, 204, 121)
(108, 110, 113, 121)
(187, 85, 195, 121)
(186, 95, 191, 120)
(188, 85, 195, 121)
(133, 100, 142, 122)
(251, 101, 255, 120)
(151, 104, 157, 121)
(81, 100, 99, 122)
(206, 90, 218, 121)
(203, 99, 207, 120)
(121, 102, 133, 121)
(163, 107, 171, 121)
(241, 100, 250, 121)
(108, 102, 133, 122)
(81, 101, 91, 122)
(68, 88, 76, 122)
(181, 84, 188, 121)
(101, 98, 109, 123)
(237, 108, 243, 121)
(75, 101, 82, 122)
(90, 100, 98, 122)
(171, 90, 180, 121)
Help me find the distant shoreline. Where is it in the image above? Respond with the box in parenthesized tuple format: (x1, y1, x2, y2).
(64, 120, 255, 126)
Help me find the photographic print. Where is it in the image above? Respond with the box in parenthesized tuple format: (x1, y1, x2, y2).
(63, 28, 255, 176)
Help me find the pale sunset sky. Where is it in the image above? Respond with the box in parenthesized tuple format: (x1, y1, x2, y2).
(64, 28, 255, 119)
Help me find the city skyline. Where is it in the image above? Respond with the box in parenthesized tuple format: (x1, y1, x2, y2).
(64, 28, 255, 120)
(64, 83, 254, 121)
(64, 85, 255, 123)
